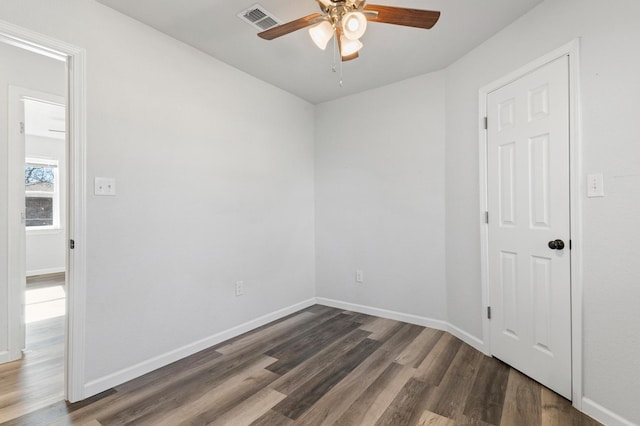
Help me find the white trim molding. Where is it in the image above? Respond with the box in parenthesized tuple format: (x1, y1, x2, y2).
(316, 297, 486, 353)
(447, 323, 485, 354)
(582, 398, 636, 426)
(478, 39, 583, 408)
(83, 298, 317, 397)
(65, 35, 88, 405)
(26, 267, 66, 277)
(0, 19, 88, 403)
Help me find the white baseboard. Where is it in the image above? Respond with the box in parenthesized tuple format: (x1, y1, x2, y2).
(582, 397, 636, 426)
(315, 297, 486, 353)
(27, 267, 65, 277)
(83, 298, 316, 398)
(316, 297, 447, 330)
(0, 349, 22, 364)
(446, 322, 486, 354)
(316, 297, 448, 330)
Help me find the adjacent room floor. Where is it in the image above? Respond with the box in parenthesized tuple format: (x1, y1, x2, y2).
(2, 304, 599, 425)
(0, 273, 65, 423)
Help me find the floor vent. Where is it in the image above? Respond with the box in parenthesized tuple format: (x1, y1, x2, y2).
(238, 4, 281, 32)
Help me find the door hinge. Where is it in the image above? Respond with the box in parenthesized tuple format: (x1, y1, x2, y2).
(487, 306, 492, 319)
(69, 239, 75, 250)
(484, 116, 488, 130)
(484, 211, 489, 224)
(20, 121, 25, 134)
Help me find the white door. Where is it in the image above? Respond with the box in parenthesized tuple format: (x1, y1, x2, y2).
(487, 56, 571, 399)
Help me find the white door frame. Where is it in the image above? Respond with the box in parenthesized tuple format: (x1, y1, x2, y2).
(1, 20, 88, 403)
(478, 39, 583, 408)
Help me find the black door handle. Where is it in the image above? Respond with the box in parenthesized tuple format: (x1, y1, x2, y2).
(548, 239, 565, 250)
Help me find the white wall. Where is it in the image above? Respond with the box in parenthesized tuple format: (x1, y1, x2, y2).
(315, 71, 447, 321)
(26, 134, 67, 276)
(445, 0, 640, 423)
(0, 0, 316, 390)
(0, 42, 66, 361)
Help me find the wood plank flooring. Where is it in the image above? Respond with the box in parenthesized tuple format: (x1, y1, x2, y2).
(1, 305, 601, 426)
(0, 274, 66, 424)
(25, 273, 65, 290)
(0, 315, 64, 424)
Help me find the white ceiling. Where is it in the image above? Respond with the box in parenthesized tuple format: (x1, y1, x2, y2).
(24, 99, 66, 140)
(96, 0, 543, 104)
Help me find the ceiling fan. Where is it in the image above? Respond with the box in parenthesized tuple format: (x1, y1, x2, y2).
(257, 0, 440, 61)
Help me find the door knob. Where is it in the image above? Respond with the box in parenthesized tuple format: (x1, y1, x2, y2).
(548, 239, 565, 250)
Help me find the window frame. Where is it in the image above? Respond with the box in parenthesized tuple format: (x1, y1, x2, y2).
(25, 157, 61, 231)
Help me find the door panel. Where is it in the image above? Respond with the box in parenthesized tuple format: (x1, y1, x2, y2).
(487, 56, 571, 399)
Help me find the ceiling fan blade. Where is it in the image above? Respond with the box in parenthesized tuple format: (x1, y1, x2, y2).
(363, 5, 440, 29)
(257, 13, 324, 40)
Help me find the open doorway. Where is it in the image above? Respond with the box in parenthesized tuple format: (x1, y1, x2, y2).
(23, 97, 67, 325)
(0, 50, 67, 419)
(0, 20, 87, 411)
(23, 97, 68, 405)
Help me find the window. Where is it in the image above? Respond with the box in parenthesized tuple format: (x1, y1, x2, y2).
(25, 158, 59, 229)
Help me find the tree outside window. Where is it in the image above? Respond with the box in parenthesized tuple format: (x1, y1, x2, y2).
(25, 159, 59, 228)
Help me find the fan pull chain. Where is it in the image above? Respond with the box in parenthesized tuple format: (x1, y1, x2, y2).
(332, 36, 337, 73)
(330, 36, 344, 87)
(329, 34, 344, 87)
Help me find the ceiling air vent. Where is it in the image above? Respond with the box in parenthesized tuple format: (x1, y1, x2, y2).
(237, 4, 281, 32)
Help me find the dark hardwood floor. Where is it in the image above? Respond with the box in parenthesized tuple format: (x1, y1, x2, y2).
(1, 305, 600, 425)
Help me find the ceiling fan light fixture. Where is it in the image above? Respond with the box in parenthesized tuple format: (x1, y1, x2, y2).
(342, 11, 367, 40)
(340, 35, 363, 57)
(309, 20, 334, 50)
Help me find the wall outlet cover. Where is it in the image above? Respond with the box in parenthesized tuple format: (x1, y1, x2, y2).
(587, 173, 604, 197)
(235, 281, 244, 296)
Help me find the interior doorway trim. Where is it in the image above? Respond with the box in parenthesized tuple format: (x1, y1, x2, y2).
(1, 19, 88, 402)
(478, 39, 583, 408)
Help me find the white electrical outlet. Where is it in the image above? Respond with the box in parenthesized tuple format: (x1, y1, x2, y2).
(355, 270, 364, 283)
(235, 281, 244, 296)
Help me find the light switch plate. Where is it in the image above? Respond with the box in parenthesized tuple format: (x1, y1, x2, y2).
(94, 177, 116, 196)
(587, 173, 604, 197)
